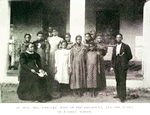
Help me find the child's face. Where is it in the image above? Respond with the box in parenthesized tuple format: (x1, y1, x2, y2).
(27, 44, 35, 52)
(37, 34, 44, 40)
(96, 36, 103, 43)
(48, 27, 53, 33)
(85, 34, 91, 41)
(52, 31, 58, 36)
(61, 42, 67, 49)
(65, 35, 70, 42)
(25, 35, 31, 42)
(76, 37, 82, 44)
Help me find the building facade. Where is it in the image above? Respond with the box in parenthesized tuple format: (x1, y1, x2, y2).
(0, 0, 150, 88)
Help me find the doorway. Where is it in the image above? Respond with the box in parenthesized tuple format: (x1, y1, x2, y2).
(96, 10, 119, 45)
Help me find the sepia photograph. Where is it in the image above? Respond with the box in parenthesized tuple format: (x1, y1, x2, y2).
(0, 0, 150, 114)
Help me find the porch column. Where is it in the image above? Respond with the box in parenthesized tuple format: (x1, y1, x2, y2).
(70, 0, 85, 42)
(0, 0, 10, 83)
(143, 0, 150, 88)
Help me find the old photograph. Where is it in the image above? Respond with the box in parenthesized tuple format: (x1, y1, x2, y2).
(0, 0, 150, 114)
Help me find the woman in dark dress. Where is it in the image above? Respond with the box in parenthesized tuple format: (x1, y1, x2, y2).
(70, 35, 87, 97)
(17, 43, 51, 102)
(33, 31, 61, 99)
(95, 35, 108, 89)
(33, 31, 50, 70)
(86, 42, 101, 97)
(17, 34, 32, 81)
(18, 34, 32, 54)
(84, 33, 101, 97)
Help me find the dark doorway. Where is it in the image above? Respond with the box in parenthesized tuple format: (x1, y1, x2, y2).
(96, 10, 119, 45)
(42, 10, 66, 38)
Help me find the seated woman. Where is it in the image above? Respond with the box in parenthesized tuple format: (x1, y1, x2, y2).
(17, 43, 51, 102)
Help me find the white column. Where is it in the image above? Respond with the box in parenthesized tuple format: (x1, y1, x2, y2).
(70, 0, 85, 42)
(0, 0, 10, 84)
(143, 0, 150, 88)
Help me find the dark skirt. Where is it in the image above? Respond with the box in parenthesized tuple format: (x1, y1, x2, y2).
(17, 74, 51, 101)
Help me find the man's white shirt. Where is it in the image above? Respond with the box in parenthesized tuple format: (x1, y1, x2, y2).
(116, 43, 122, 55)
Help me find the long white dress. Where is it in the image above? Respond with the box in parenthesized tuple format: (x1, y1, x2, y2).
(55, 49, 70, 84)
(48, 36, 63, 75)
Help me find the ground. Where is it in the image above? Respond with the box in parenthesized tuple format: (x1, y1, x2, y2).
(1, 83, 150, 103)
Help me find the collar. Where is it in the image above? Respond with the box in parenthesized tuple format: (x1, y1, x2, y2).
(116, 43, 122, 46)
(26, 50, 34, 54)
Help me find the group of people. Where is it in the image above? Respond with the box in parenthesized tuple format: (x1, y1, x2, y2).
(17, 27, 132, 103)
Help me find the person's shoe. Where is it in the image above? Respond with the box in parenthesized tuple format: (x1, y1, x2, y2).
(90, 92, 93, 97)
(38, 99, 47, 103)
(113, 95, 119, 98)
(120, 98, 126, 103)
(91, 94, 96, 98)
(77, 91, 82, 97)
(38, 100, 47, 103)
(73, 90, 80, 97)
(90, 91, 96, 98)
(30, 99, 38, 103)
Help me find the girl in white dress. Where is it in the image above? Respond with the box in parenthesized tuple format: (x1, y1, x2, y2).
(54, 40, 70, 84)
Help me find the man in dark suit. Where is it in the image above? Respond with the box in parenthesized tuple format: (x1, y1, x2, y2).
(111, 33, 132, 102)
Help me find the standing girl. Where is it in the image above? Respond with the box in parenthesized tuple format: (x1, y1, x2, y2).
(86, 42, 101, 97)
(55, 40, 70, 85)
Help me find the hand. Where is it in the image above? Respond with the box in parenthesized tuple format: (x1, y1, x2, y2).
(110, 68, 114, 71)
(39, 69, 47, 75)
(39, 69, 44, 73)
(31, 69, 36, 73)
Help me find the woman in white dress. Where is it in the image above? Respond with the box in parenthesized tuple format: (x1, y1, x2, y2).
(48, 30, 63, 76)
